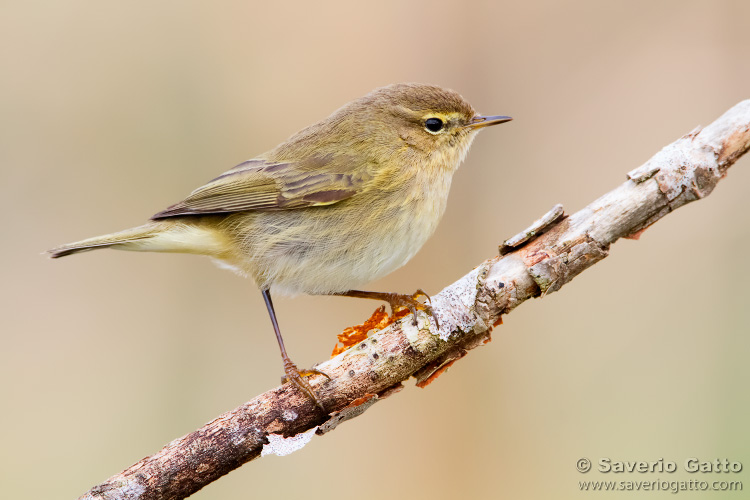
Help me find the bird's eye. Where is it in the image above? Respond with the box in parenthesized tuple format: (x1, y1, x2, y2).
(424, 117, 444, 133)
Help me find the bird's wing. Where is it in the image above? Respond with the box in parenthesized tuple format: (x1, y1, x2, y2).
(151, 154, 370, 219)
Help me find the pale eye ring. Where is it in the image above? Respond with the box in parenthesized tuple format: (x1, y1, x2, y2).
(424, 117, 444, 133)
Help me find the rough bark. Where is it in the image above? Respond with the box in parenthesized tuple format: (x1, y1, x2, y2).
(78, 100, 750, 500)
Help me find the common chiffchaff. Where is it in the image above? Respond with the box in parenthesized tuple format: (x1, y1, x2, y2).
(50, 83, 512, 409)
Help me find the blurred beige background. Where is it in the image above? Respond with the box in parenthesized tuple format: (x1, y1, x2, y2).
(2, 1, 749, 499)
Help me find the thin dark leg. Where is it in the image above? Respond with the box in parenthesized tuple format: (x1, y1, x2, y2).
(330, 289, 437, 327)
(262, 289, 290, 361)
(261, 289, 327, 411)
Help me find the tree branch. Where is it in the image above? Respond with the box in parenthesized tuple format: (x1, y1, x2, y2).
(78, 100, 750, 500)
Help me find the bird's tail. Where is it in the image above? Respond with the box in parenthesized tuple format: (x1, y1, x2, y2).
(48, 219, 229, 259)
(48, 223, 166, 258)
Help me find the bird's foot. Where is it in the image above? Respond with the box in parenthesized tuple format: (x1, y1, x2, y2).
(383, 289, 438, 328)
(332, 289, 439, 328)
(280, 359, 330, 411)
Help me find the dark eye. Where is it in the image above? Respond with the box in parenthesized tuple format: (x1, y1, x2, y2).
(424, 117, 444, 133)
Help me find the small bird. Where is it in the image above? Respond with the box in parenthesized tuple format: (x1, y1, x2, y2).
(49, 83, 511, 409)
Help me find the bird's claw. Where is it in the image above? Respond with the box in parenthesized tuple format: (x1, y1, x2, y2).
(385, 289, 439, 328)
(281, 360, 329, 411)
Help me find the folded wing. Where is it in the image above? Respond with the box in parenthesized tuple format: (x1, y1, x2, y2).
(151, 154, 370, 219)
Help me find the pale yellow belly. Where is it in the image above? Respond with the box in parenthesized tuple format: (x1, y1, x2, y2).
(216, 181, 450, 295)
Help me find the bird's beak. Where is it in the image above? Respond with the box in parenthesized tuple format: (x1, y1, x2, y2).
(466, 115, 513, 130)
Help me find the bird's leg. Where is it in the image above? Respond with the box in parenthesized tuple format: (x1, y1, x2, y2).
(331, 289, 438, 327)
(261, 289, 329, 411)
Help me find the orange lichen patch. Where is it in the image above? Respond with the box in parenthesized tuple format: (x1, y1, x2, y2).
(492, 316, 503, 328)
(348, 393, 377, 408)
(330, 306, 411, 357)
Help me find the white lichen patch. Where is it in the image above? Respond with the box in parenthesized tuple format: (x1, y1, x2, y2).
(79, 478, 145, 500)
(281, 409, 298, 421)
(402, 310, 448, 351)
(402, 318, 421, 344)
(431, 266, 481, 341)
(261, 427, 317, 457)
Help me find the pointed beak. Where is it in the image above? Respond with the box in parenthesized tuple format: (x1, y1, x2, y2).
(465, 115, 513, 130)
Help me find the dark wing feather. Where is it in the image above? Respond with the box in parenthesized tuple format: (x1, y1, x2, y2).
(151, 154, 369, 219)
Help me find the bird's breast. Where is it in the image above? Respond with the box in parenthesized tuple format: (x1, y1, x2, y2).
(217, 166, 456, 295)
(362, 166, 454, 275)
